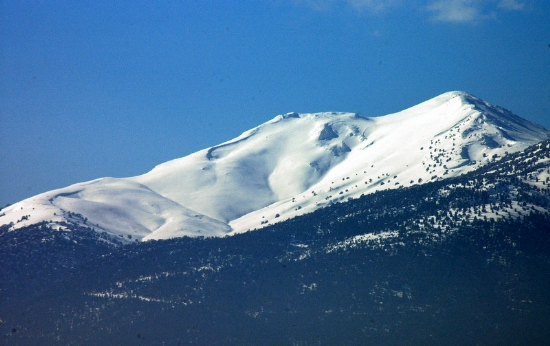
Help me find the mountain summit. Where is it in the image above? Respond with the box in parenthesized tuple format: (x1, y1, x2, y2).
(2, 91, 549, 240)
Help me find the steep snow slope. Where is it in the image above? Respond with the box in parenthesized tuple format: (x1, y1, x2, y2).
(229, 92, 550, 232)
(1, 92, 549, 240)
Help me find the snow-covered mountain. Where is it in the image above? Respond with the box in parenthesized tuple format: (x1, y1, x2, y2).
(2, 91, 549, 240)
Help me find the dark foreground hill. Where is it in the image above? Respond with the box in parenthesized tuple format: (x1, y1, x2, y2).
(1, 139, 550, 345)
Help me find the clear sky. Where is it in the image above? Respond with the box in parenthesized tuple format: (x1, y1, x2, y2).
(1, 0, 549, 207)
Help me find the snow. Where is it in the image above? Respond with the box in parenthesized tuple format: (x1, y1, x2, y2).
(326, 231, 401, 253)
(2, 91, 549, 240)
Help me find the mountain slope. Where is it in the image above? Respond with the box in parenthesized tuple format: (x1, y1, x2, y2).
(2, 139, 550, 345)
(1, 91, 549, 240)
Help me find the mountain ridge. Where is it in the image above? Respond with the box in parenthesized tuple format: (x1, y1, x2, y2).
(2, 137, 550, 345)
(2, 91, 549, 240)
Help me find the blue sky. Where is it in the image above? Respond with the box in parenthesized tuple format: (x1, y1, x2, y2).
(1, 0, 549, 207)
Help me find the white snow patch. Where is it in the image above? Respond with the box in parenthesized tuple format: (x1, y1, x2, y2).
(326, 231, 400, 253)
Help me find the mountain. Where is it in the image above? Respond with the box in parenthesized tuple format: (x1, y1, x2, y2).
(2, 138, 550, 345)
(1, 91, 549, 241)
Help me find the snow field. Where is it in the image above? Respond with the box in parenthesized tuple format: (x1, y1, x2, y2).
(2, 91, 549, 240)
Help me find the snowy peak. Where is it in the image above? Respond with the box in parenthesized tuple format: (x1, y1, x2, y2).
(228, 93, 549, 233)
(2, 92, 549, 240)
